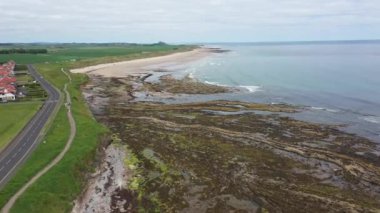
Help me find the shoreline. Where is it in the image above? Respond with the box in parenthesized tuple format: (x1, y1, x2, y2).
(70, 46, 380, 212)
(70, 47, 217, 77)
(76, 69, 380, 212)
(72, 48, 380, 142)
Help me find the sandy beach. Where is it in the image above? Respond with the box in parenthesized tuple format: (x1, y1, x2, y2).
(70, 48, 214, 77)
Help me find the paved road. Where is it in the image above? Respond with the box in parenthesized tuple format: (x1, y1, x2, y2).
(0, 65, 60, 189)
(2, 68, 75, 213)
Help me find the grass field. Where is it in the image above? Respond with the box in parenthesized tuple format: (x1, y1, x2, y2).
(0, 102, 42, 151)
(10, 69, 107, 212)
(0, 106, 70, 210)
(15, 74, 33, 83)
(0, 43, 194, 64)
(0, 43, 194, 212)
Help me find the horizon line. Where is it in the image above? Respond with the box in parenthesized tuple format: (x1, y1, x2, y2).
(1, 39, 380, 45)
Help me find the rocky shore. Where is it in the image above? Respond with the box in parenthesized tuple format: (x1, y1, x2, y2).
(73, 54, 380, 212)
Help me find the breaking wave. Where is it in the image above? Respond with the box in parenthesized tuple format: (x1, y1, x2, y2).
(361, 116, 380, 124)
(310, 106, 339, 113)
(239, 85, 261, 93)
(204, 81, 229, 87)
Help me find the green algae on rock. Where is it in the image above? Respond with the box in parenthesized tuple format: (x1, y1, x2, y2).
(144, 74, 231, 94)
(81, 73, 380, 212)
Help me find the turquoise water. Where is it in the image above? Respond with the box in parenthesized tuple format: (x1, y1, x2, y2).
(182, 42, 380, 142)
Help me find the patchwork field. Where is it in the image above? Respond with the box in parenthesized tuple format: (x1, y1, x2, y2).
(0, 43, 195, 64)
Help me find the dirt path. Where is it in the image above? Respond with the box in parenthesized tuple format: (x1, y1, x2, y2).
(1, 69, 77, 213)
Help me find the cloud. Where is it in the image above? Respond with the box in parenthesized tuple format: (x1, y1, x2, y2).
(0, 0, 380, 42)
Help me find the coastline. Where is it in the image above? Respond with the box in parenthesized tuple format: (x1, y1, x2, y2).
(70, 47, 216, 77)
(71, 49, 380, 212)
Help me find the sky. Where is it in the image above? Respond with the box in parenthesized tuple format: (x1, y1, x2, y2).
(0, 0, 380, 43)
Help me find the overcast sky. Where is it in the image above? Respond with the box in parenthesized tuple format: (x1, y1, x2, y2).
(1, 0, 380, 43)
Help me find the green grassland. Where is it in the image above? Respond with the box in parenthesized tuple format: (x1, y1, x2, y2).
(13, 75, 49, 104)
(15, 74, 34, 83)
(0, 43, 194, 212)
(0, 106, 70, 210)
(10, 69, 107, 213)
(0, 43, 194, 64)
(0, 102, 42, 151)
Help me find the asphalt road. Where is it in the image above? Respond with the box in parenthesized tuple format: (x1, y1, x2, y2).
(0, 65, 60, 189)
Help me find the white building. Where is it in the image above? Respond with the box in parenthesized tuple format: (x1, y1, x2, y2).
(0, 93, 16, 102)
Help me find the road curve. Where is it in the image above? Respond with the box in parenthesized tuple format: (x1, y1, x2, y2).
(0, 65, 60, 189)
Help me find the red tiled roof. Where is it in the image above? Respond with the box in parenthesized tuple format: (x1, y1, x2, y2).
(0, 82, 15, 87)
(0, 61, 17, 96)
(0, 85, 16, 94)
(0, 71, 11, 76)
(0, 77, 16, 84)
(6, 85, 16, 93)
(1, 61, 16, 71)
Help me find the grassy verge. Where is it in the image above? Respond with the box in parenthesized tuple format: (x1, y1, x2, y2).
(9, 63, 107, 213)
(0, 102, 42, 151)
(0, 44, 193, 212)
(15, 74, 33, 83)
(0, 106, 69, 208)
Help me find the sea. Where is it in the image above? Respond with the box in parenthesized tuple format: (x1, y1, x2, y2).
(162, 41, 380, 143)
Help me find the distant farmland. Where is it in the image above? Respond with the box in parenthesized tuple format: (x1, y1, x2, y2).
(0, 43, 193, 64)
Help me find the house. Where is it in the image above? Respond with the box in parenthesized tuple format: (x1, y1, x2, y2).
(0, 67, 12, 76)
(2, 60, 15, 70)
(0, 84, 16, 94)
(0, 76, 17, 85)
(0, 70, 10, 77)
(0, 93, 15, 102)
(0, 61, 17, 102)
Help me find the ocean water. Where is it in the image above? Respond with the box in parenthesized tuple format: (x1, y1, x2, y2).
(178, 42, 380, 142)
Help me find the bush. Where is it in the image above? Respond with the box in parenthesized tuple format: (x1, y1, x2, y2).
(0, 49, 48, 54)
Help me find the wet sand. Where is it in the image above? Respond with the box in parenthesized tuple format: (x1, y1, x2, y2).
(70, 48, 214, 77)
